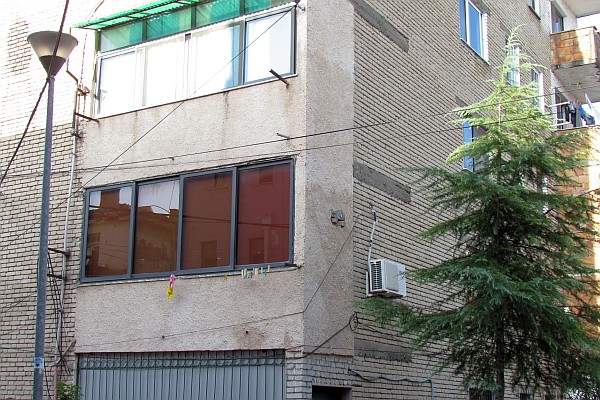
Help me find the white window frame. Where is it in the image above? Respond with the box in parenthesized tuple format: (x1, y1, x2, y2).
(459, 0, 488, 61)
(531, 69, 544, 111)
(95, 7, 296, 116)
(507, 44, 520, 86)
(528, 0, 540, 16)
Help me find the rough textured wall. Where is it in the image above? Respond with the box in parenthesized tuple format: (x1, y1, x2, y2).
(351, 0, 554, 399)
(73, 0, 313, 375)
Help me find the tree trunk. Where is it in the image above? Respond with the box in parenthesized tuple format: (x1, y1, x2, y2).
(495, 323, 506, 400)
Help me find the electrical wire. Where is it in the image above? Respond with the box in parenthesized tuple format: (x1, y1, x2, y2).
(0, 0, 71, 189)
(74, 7, 295, 196)
(0, 82, 48, 187)
(3, 81, 598, 184)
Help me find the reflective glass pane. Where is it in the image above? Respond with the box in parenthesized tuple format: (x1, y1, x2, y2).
(236, 164, 290, 265)
(196, 0, 240, 27)
(463, 122, 474, 171)
(85, 187, 132, 277)
(134, 180, 180, 274)
(144, 37, 183, 106)
(189, 25, 239, 96)
(100, 22, 143, 52)
(182, 172, 232, 269)
(245, 11, 292, 82)
(97, 51, 136, 115)
(467, 3, 482, 55)
(147, 8, 192, 41)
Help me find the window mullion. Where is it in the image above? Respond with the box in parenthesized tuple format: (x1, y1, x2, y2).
(128, 182, 138, 278)
(465, 0, 471, 45)
(289, 8, 296, 74)
(176, 175, 185, 272)
(230, 167, 239, 269)
(239, 21, 246, 85)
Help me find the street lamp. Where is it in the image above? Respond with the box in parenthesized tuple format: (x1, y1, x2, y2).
(27, 30, 77, 400)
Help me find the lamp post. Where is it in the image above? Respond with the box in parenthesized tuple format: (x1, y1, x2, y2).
(27, 30, 77, 400)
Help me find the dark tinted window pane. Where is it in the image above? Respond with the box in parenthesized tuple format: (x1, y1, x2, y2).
(134, 180, 179, 274)
(85, 187, 132, 277)
(236, 164, 290, 265)
(182, 172, 232, 269)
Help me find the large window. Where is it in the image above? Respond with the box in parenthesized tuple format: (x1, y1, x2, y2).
(82, 161, 293, 281)
(531, 69, 543, 110)
(459, 0, 488, 60)
(507, 44, 520, 86)
(551, 3, 565, 33)
(96, 5, 295, 116)
(463, 121, 485, 172)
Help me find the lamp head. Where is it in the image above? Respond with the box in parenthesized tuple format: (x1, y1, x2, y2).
(27, 31, 78, 76)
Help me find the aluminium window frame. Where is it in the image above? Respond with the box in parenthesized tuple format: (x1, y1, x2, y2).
(94, 6, 296, 116)
(80, 159, 295, 283)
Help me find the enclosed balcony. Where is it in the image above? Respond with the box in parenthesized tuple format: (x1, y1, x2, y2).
(551, 26, 600, 104)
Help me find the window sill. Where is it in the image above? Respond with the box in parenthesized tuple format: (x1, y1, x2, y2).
(528, 6, 541, 20)
(95, 73, 299, 120)
(459, 39, 489, 64)
(78, 263, 301, 287)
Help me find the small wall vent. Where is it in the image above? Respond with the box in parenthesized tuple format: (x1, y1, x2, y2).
(367, 259, 407, 297)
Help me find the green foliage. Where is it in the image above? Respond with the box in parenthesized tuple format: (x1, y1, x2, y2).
(56, 380, 80, 400)
(362, 31, 600, 399)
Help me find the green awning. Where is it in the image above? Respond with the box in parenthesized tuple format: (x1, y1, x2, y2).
(74, 0, 206, 29)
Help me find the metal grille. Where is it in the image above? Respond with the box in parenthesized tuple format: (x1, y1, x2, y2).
(370, 260, 383, 291)
(78, 350, 285, 400)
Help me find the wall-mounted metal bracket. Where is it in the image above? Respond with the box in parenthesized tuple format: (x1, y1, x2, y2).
(269, 69, 289, 87)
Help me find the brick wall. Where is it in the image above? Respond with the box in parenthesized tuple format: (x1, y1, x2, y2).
(0, 123, 82, 398)
(351, 0, 554, 399)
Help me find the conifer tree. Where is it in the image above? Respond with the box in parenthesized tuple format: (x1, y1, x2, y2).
(364, 32, 600, 400)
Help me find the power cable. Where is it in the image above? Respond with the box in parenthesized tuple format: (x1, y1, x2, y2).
(72, 213, 360, 351)
(0, 82, 48, 187)
(0, 0, 71, 189)
(75, 8, 295, 195)
(1, 103, 598, 259)
(3, 81, 597, 183)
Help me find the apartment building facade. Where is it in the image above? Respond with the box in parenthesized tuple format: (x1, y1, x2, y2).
(1, 0, 599, 399)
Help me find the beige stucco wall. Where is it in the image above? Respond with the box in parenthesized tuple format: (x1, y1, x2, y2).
(74, 0, 356, 360)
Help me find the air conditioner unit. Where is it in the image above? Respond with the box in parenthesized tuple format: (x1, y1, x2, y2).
(367, 259, 407, 297)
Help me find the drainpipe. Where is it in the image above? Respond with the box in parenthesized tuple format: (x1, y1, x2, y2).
(52, 68, 81, 400)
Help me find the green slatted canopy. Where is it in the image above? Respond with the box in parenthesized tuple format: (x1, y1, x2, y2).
(74, 0, 207, 29)
(75, 0, 288, 30)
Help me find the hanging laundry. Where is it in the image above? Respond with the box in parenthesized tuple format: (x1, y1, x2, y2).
(167, 274, 177, 300)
